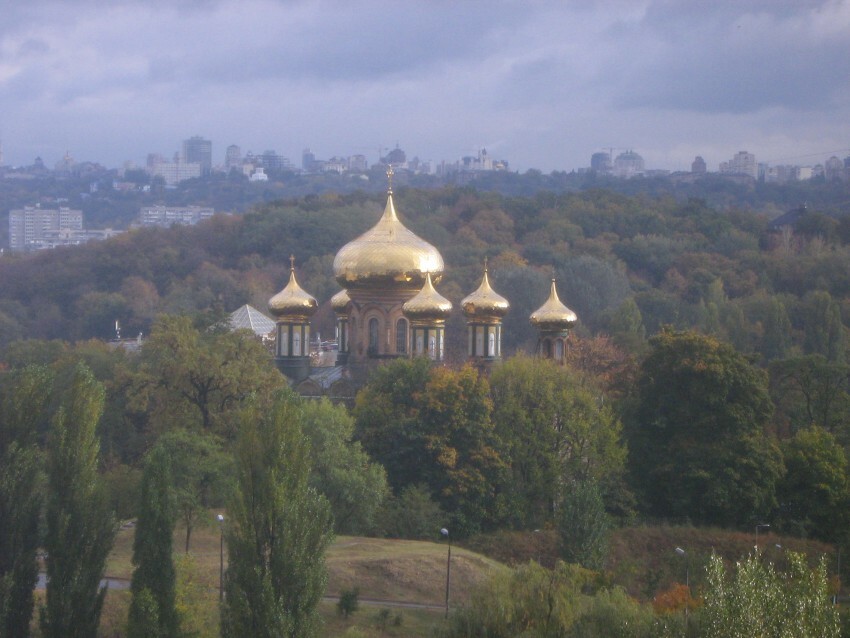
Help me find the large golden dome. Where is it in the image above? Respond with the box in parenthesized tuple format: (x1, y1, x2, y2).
(403, 272, 453, 322)
(461, 262, 510, 321)
(333, 190, 444, 291)
(268, 258, 318, 320)
(529, 278, 577, 331)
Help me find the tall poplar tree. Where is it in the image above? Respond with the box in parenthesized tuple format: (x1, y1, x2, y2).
(0, 366, 51, 638)
(127, 445, 178, 638)
(221, 390, 333, 638)
(40, 364, 116, 638)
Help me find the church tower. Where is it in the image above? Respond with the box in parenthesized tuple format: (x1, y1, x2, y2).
(530, 278, 577, 364)
(330, 288, 351, 366)
(461, 259, 509, 369)
(332, 168, 444, 370)
(268, 256, 318, 382)
(403, 272, 452, 361)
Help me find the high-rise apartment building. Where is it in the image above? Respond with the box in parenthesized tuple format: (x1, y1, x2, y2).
(719, 151, 757, 179)
(224, 145, 242, 173)
(691, 156, 707, 174)
(8, 206, 97, 251)
(182, 136, 212, 175)
(138, 205, 215, 228)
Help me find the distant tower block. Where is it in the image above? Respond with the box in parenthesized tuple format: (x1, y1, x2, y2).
(461, 259, 509, 370)
(529, 278, 578, 364)
(403, 272, 452, 362)
(268, 256, 318, 383)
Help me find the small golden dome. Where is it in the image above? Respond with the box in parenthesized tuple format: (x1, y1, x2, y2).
(333, 178, 444, 290)
(268, 257, 318, 320)
(403, 272, 453, 322)
(530, 279, 578, 330)
(461, 261, 510, 320)
(330, 288, 351, 315)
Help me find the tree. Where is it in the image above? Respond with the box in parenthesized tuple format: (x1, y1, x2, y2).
(557, 480, 609, 571)
(777, 426, 850, 542)
(354, 359, 505, 536)
(0, 367, 51, 638)
(768, 355, 850, 441)
(702, 551, 839, 637)
(627, 329, 783, 527)
(298, 398, 388, 534)
(40, 364, 117, 638)
(489, 355, 627, 529)
(127, 445, 178, 638)
(156, 429, 231, 553)
(133, 315, 286, 435)
(221, 390, 333, 638)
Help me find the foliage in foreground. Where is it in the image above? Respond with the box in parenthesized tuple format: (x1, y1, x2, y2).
(221, 390, 334, 638)
(40, 364, 116, 638)
(702, 551, 839, 638)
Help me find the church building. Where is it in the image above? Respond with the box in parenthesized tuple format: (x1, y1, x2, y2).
(266, 169, 578, 399)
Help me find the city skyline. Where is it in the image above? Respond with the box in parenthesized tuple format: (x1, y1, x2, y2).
(1, 1, 849, 172)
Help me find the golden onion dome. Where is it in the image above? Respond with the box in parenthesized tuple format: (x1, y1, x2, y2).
(268, 257, 318, 320)
(330, 288, 351, 315)
(529, 278, 578, 330)
(461, 261, 510, 320)
(333, 177, 444, 290)
(402, 272, 453, 322)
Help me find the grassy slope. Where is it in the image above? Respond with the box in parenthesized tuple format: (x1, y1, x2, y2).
(98, 522, 838, 636)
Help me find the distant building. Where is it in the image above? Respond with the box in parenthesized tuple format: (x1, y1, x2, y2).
(381, 145, 407, 167)
(613, 150, 644, 178)
(719, 151, 757, 179)
(182, 136, 212, 175)
(138, 205, 215, 227)
(148, 157, 202, 185)
(224, 145, 242, 172)
(249, 167, 268, 182)
(348, 154, 368, 172)
(302, 148, 317, 172)
(259, 150, 289, 172)
(824, 156, 844, 181)
(9, 206, 118, 251)
(591, 152, 612, 173)
(691, 156, 707, 174)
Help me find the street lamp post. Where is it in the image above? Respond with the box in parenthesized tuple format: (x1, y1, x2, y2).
(755, 523, 770, 549)
(675, 547, 689, 633)
(441, 528, 451, 619)
(217, 514, 225, 603)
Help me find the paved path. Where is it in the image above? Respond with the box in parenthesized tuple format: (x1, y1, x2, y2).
(36, 574, 445, 611)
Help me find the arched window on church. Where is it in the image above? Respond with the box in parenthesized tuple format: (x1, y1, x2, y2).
(396, 318, 408, 354)
(368, 317, 379, 355)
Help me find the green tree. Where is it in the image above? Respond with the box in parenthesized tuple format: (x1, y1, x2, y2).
(627, 330, 783, 527)
(221, 391, 333, 638)
(156, 429, 231, 553)
(0, 367, 51, 638)
(777, 426, 850, 542)
(702, 551, 839, 637)
(134, 315, 286, 434)
(557, 480, 609, 571)
(127, 445, 178, 638)
(298, 398, 388, 534)
(354, 360, 505, 536)
(801, 291, 845, 364)
(489, 355, 626, 529)
(40, 364, 117, 638)
(768, 355, 850, 441)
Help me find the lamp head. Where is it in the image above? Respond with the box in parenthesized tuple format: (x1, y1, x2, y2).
(675, 547, 685, 556)
(440, 528, 449, 537)
(217, 514, 224, 523)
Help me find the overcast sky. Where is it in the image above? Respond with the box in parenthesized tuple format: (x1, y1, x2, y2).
(1, 0, 849, 173)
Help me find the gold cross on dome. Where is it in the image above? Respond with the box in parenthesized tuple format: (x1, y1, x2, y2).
(289, 254, 295, 271)
(387, 166, 394, 193)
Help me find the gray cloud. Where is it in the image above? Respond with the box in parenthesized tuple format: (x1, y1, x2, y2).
(0, 0, 848, 172)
